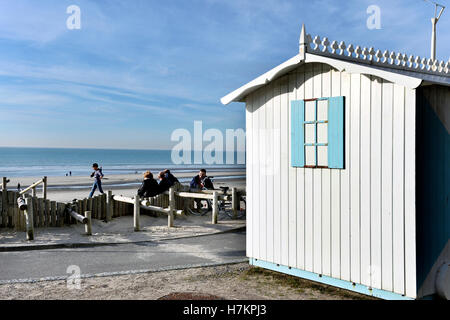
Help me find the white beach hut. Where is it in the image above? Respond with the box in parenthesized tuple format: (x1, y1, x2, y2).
(221, 24, 450, 300)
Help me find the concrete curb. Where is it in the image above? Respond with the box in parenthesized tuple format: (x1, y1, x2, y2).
(0, 258, 250, 285)
(0, 226, 246, 252)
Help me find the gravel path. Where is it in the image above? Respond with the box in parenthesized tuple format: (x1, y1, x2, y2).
(0, 263, 373, 300)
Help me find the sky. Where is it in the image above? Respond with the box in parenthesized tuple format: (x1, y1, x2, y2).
(0, 0, 449, 150)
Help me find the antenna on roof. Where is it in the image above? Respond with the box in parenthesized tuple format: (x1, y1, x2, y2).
(424, 0, 446, 60)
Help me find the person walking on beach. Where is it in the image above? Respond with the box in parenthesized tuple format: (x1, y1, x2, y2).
(89, 163, 104, 198)
(137, 171, 159, 198)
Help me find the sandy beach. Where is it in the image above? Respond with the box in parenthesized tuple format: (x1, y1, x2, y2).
(5, 170, 246, 203)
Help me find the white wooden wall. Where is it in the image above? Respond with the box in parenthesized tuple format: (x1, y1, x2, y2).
(245, 63, 417, 298)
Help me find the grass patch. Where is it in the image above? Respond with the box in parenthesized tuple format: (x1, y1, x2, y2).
(241, 267, 376, 300)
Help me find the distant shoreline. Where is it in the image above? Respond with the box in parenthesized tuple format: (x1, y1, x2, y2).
(0, 166, 246, 179)
(5, 170, 246, 202)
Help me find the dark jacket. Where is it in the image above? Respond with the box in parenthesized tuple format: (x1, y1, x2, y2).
(158, 177, 172, 194)
(190, 175, 214, 190)
(165, 172, 179, 187)
(137, 178, 159, 198)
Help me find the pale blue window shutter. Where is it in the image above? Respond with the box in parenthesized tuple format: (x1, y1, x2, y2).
(291, 100, 305, 167)
(328, 96, 345, 169)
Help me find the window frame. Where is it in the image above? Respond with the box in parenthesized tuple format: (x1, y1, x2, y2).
(303, 98, 329, 169)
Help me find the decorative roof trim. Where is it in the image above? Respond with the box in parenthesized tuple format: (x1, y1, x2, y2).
(306, 33, 450, 78)
(307, 53, 423, 88)
(221, 53, 424, 105)
(221, 24, 450, 105)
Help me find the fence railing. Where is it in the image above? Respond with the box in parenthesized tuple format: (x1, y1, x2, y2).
(1, 177, 245, 241)
(19, 176, 47, 199)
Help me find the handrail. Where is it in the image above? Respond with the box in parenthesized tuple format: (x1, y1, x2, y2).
(19, 178, 44, 195)
(19, 176, 47, 200)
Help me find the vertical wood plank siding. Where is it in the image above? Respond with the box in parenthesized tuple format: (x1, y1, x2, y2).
(245, 63, 416, 298)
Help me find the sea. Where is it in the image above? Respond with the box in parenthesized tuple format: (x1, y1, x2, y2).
(0, 147, 246, 178)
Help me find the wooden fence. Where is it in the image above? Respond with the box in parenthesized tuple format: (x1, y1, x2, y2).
(1, 177, 245, 235)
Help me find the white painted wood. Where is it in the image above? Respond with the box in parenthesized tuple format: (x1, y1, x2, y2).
(246, 95, 253, 258)
(244, 62, 416, 297)
(340, 71, 352, 282)
(260, 84, 267, 261)
(253, 88, 261, 260)
(273, 80, 282, 265)
(392, 83, 405, 295)
(331, 68, 342, 279)
(295, 68, 306, 271)
(266, 82, 274, 263)
(288, 72, 297, 268)
(280, 76, 290, 267)
(370, 76, 383, 290)
(360, 74, 372, 287)
(404, 87, 417, 298)
(304, 63, 314, 272)
(313, 63, 323, 274)
(322, 65, 332, 277)
(350, 73, 361, 284)
(381, 80, 394, 292)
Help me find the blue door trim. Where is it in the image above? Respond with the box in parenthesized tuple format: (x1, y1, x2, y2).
(249, 258, 414, 300)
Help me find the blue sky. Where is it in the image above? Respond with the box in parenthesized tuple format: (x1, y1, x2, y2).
(0, 0, 448, 150)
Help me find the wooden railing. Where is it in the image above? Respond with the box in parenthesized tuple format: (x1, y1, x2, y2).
(113, 186, 244, 231)
(1, 176, 245, 241)
(18, 176, 47, 199)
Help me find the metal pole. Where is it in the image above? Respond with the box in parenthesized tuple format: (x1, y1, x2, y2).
(431, 18, 437, 61)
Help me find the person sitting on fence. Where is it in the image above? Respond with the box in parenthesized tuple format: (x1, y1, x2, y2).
(157, 171, 172, 194)
(190, 169, 214, 190)
(137, 171, 159, 198)
(163, 169, 180, 188)
(190, 169, 214, 212)
(89, 163, 105, 198)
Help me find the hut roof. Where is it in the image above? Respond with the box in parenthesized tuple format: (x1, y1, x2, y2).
(221, 24, 450, 105)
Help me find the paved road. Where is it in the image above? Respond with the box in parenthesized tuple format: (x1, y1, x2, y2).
(0, 231, 246, 283)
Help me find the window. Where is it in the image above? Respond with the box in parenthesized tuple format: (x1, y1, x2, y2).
(291, 96, 345, 169)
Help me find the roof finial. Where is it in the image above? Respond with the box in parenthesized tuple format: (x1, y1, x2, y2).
(299, 23, 307, 59)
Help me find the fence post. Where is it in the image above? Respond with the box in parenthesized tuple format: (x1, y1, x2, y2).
(24, 196, 34, 241)
(42, 176, 47, 200)
(232, 187, 238, 219)
(106, 191, 113, 222)
(168, 187, 175, 227)
(134, 195, 140, 231)
(1, 177, 7, 228)
(38, 198, 44, 227)
(212, 191, 219, 225)
(85, 211, 92, 236)
(51, 201, 57, 227)
(32, 187, 36, 198)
